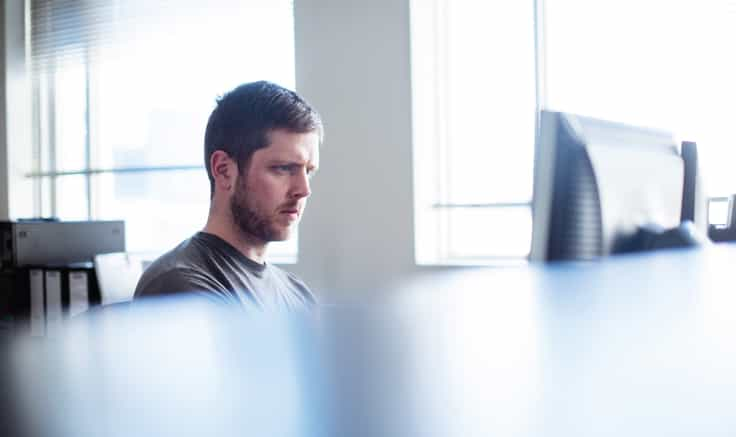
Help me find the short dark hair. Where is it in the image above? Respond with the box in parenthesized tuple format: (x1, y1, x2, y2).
(204, 81, 323, 196)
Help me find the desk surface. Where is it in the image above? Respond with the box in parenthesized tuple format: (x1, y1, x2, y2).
(3, 245, 736, 436)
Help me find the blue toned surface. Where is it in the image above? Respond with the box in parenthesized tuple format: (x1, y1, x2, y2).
(3, 245, 736, 436)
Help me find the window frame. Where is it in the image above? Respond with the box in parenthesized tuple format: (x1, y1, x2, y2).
(410, 0, 545, 265)
(22, 0, 300, 262)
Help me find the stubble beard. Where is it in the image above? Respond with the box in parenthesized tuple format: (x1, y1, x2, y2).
(230, 181, 290, 243)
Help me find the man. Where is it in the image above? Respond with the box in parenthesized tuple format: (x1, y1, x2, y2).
(134, 81, 322, 312)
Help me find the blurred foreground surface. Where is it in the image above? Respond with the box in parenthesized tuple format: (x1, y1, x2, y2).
(3, 245, 736, 436)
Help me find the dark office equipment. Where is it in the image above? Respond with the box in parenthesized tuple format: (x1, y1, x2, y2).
(615, 220, 707, 253)
(0, 220, 114, 337)
(6, 264, 100, 337)
(16, 217, 60, 222)
(530, 111, 705, 261)
(0, 220, 125, 268)
(708, 194, 736, 241)
(0, 271, 15, 335)
(680, 141, 698, 222)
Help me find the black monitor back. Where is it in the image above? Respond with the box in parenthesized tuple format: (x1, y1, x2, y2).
(530, 111, 701, 261)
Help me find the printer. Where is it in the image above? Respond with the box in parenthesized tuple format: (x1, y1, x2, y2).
(1, 220, 125, 269)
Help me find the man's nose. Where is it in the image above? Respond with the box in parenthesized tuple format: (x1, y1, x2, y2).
(290, 170, 311, 199)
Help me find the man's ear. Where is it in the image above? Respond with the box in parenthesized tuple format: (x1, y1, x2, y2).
(210, 150, 237, 192)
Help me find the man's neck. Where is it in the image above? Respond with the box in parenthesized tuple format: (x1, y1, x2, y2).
(203, 216, 267, 265)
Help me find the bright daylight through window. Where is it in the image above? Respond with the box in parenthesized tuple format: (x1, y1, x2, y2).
(412, 0, 736, 265)
(29, 0, 299, 261)
(545, 0, 736, 202)
(411, 0, 538, 264)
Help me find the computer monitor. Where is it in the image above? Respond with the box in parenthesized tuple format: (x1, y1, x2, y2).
(530, 110, 706, 261)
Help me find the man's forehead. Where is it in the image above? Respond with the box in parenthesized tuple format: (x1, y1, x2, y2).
(258, 130, 319, 163)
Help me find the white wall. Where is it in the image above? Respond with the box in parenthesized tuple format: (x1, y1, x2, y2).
(292, 0, 452, 300)
(0, 2, 10, 220)
(0, 0, 33, 221)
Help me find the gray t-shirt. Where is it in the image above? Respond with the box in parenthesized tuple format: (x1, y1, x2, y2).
(134, 232, 316, 312)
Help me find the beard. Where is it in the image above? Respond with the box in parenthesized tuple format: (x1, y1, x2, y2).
(229, 180, 291, 243)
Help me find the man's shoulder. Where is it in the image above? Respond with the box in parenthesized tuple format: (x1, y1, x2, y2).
(138, 238, 200, 278)
(133, 236, 224, 298)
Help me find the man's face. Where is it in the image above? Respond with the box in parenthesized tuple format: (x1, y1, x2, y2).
(230, 129, 320, 244)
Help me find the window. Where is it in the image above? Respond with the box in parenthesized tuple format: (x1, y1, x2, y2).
(411, 0, 539, 264)
(544, 0, 736, 198)
(412, 0, 736, 264)
(28, 0, 299, 261)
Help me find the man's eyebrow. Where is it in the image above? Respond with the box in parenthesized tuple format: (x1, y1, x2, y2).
(267, 159, 303, 165)
(266, 160, 318, 174)
(267, 158, 316, 167)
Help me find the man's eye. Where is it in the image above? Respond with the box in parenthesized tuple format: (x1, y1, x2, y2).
(273, 165, 293, 173)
